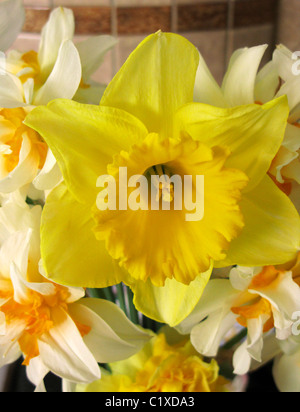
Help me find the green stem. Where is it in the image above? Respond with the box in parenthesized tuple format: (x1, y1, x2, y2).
(87, 288, 106, 300)
(116, 284, 127, 315)
(126, 287, 140, 325)
(102, 287, 116, 303)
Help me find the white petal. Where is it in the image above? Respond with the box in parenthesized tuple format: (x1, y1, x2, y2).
(273, 349, 300, 392)
(246, 316, 266, 362)
(233, 340, 252, 375)
(249, 272, 300, 321)
(76, 35, 117, 80)
(0, 230, 31, 278)
(222, 45, 268, 106)
(38, 306, 100, 383)
(0, 0, 25, 52)
(38, 7, 75, 79)
(70, 298, 151, 363)
(190, 310, 237, 357)
(0, 134, 40, 193)
(33, 149, 62, 191)
(26, 356, 49, 388)
(176, 279, 238, 335)
(0, 321, 23, 367)
(0, 72, 26, 108)
(34, 40, 82, 106)
(229, 266, 261, 291)
(273, 44, 296, 82)
(255, 61, 280, 103)
(276, 76, 300, 112)
(194, 51, 227, 107)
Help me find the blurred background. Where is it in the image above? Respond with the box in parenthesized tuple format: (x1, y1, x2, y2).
(1, 0, 299, 392)
(11, 0, 300, 85)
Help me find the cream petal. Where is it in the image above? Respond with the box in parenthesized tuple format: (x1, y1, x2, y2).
(34, 40, 82, 106)
(68, 299, 150, 363)
(222, 45, 268, 106)
(38, 7, 75, 79)
(233, 340, 252, 375)
(38, 306, 100, 383)
(0, 0, 25, 52)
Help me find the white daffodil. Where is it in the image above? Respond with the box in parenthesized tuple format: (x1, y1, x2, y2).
(0, 0, 25, 52)
(176, 262, 300, 376)
(0, 7, 117, 195)
(194, 44, 300, 188)
(0, 196, 150, 391)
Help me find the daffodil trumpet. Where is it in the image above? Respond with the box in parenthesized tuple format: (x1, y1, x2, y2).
(25, 31, 300, 326)
(96, 166, 205, 222)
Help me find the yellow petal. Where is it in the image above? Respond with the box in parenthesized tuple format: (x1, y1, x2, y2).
(24, 100, 148, 204)
(175, 96, 289, 192)
(40, 182, 127, 288)
(101, 31, 199, 138)
(217, 175, 300, 268)
(129, 264, 212, 327)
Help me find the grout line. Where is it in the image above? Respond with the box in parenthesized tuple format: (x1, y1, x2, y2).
(110, 0, 118, 77)
(171, 0, 178, 33)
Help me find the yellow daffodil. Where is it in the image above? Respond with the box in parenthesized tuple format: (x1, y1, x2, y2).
(194, 43, 300, 188)
(0, 7, 116, 195)
(0, 195, 150, 391)
(76, 332, 229, 393)
(177, 257, 300, 375)
(25, 32, 300, 327)
(0, 0, 24, 52)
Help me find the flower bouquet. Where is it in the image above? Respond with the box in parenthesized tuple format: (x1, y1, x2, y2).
(0, 0, 300, 393)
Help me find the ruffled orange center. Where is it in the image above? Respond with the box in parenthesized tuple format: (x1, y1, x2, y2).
(0, 107, 48, 174)
(0, 281, 90, 366)
(231, 266, 282, 332)
(102, 334, 228, 392)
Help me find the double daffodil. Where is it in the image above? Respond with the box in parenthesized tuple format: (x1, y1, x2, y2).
(25, 32, 300, 326)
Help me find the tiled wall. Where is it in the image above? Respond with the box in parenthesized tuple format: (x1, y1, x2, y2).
(11, 0, 300, 85)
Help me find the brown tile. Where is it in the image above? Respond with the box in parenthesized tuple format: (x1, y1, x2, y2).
(23, 8, 51, 33)
(177, 2, 228, 32)
(117, 7, 171, 35)
(72, 6, 111, 34)
(234, 0, 279, 28)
